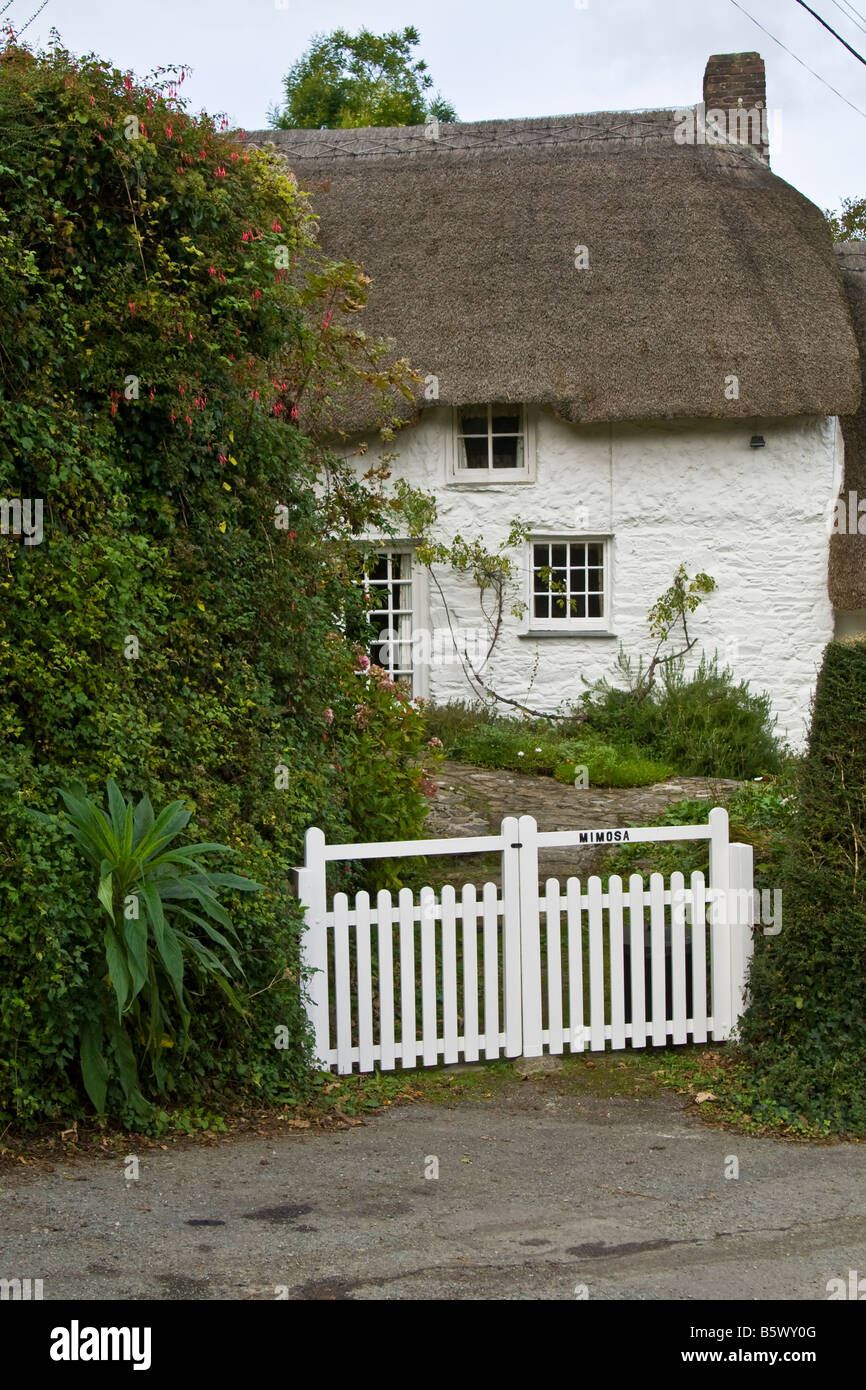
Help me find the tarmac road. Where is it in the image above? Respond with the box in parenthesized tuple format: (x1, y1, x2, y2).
(2, 1074, 865, 1301)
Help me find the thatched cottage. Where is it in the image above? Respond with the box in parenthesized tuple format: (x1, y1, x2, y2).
(248, 53, 866, 746)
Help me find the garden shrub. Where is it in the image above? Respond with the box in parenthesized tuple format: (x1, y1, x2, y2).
(0, 41, 433, 1128)
(737, 639, 866, 1135)
(580, 653, 782, 778)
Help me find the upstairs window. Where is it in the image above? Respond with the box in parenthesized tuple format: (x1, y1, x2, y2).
(449, 405, 535, 482)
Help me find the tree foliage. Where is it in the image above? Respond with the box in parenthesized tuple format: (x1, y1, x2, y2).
(270, 26, 456, 130)
(824, 195, 866, 242)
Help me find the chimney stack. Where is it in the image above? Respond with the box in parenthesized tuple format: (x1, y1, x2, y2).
(703, 53, 769, 164)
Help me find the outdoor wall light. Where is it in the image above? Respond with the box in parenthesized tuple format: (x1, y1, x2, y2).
(750, 435, 766, 448)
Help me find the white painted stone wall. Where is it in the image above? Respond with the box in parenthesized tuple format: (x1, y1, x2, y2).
(351, 407, 840, 749)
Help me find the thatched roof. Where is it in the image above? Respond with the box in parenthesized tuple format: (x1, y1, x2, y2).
(245, 111, 861, 433)
(829, 242, 866, 611)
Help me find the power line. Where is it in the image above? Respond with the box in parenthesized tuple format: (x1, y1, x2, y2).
(793, 0, 866, 64)
(727, 0, 866, 120)
(827, 0, 866, 38)
(837, 0, 866, 30)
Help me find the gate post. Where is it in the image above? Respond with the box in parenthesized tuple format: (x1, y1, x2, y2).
(708, 807, 732, 1040)
(501, 816, 524, 1057)
(728, 841, 755, 1036)
(517, 815, 543, 1057)
(295, 826, 331, 1070)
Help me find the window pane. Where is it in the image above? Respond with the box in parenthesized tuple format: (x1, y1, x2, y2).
(570, 543, 586, 567)
(367, 554, 389, 583)
(534, 594, 550, 618)
(533, 544, 549, 568)
(551, 544, 567, 568)
(588, 593, 603, 618)
(461, 436, 489, 469)
(574, 595, 586, 618)
(587, 543, 603, 567)
(588, 568, 603, 592)
(459, 412, 488, 435)
(491, 410, 521, 434)
(491, 437, 520, 468)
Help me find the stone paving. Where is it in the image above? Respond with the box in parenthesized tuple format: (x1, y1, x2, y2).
(424, 760, 743, 883)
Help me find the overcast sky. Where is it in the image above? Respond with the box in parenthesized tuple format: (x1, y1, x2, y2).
(10, 0, 865, 211)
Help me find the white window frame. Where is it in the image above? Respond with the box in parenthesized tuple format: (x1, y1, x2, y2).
(447, 404, 536, 484)
(359, 545, 429, 698)
(526, 534, 611, 633)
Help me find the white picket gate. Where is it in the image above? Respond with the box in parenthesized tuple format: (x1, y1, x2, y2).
(294, 809, 755, 1074)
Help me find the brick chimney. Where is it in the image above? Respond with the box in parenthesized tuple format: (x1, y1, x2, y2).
(703, 52, 769, 164)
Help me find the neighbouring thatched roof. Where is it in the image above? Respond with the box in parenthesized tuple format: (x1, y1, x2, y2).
(829, 242, 866, 611)
(244, 111, 861, 434)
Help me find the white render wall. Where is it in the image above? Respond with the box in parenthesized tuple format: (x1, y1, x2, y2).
(354, 407, 840, 750)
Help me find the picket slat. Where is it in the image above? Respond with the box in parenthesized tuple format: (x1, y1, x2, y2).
(461, 885, 480, 1062)
(670, 871, 687, 1045)
(690, 871, 708, 1043)
(299, 811, 752, 1075)
(398, 887, 417, 1069)
(588, 876, 605, 1051)
(545, 879, 564, 1053)
(566, 878, 585, 1052)
(649, 873, 667, 1046)
(333, 892, 353, 1074)
(356, 891, 374, 1071)
(441, 885, 459, 1064)
(628, 874, 647, 1048)
(420, 886, 438, 1067)
(377, 890, 396, 1070)
(609, 874, 626, 1050)
(482, 883, 500, 1058)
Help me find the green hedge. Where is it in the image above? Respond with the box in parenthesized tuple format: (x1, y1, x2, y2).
(738, 639, 866, 1135)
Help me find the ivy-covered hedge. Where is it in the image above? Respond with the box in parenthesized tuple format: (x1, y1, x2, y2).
(738, 639, 866, 1135)
(0, 41, 432, 1128)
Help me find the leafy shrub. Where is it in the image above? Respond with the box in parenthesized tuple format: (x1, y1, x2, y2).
(0, 42, 431, 1129)
(46, 780, 259, 1117)
(581, 652, 782, 778)
(738, 640, 866, 1135)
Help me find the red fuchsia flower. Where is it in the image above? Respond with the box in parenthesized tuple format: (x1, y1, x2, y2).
(288, 531, 296, 540)
(218, 453, 227, 466)
(90, 94, 95, 105)
(324, 708, 334, 724)
(200, 148, 207, 159)
(230, 150, 239, 161)
(290, 405, 298, 420)
(272, 219, 282, 232)
(170, 410, 176, 423)
(322, 312, 332, 330)
(149, 388, 155, 400)
(251, 288, 262, 301)
(214, 166, 226, 178)
(208, 266, 216, 276)
(166, 123, 173, 139)
(128, 301, 136, 313)
(250, 389, 259, 400)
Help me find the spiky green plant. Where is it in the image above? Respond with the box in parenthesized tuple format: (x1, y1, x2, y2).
(53, 779, 262, 1116)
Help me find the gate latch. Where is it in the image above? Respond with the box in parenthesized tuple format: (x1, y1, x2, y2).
(511, 842, 523, 848)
